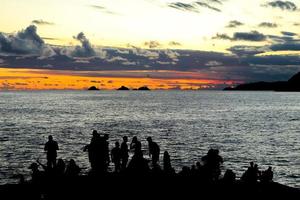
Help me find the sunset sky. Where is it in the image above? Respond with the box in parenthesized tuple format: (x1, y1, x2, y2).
(1, 0, 300, 90)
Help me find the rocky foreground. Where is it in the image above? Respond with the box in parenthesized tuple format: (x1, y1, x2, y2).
(1, 175, 299, 200)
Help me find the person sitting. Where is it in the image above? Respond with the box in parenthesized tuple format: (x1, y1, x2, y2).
(65, 159, 81, 177)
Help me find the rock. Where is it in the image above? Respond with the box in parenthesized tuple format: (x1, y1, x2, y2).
(117, 86, 130, 90)
(138, 86, 150, 91)
(88, 86, 99, 90)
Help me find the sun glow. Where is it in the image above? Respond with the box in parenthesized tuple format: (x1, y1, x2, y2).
(0, 68, 234, 90)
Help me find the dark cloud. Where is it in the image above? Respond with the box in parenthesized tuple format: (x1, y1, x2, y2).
(269, 42, 300, 51)
(259, 22, 278, 28)
(212, 33, 232, 40)
(233, 31, 267, 41)
(228, 45, 268, 56)
(1, 25, 300, 86)
(194, 1, 221, 12)
(213, 31, 267, 41)
(168, 2, 199, 13)
(0, 25, 55, 57)
(168, 0, 223, 13)
(32, 20, 55, 26)
(72, 32, 96, 57)
(281, 31, 297, 36)
(264, 1, 298, 11)
(226, 20, 244, 28)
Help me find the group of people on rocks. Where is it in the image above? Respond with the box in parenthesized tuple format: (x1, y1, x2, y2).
(27, 131, 274, 184)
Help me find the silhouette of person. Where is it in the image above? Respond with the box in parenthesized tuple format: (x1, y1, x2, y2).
(241, 162, 260, 183)
(163, 151, 174, 175)
(146, 137, 160, 166)
(111, 141, 122, 172)
(260, 166, 273, 183)
(65, 159, 81, 177)
(130, 136, 142, 154)
(201, 149, 223, 181)
(120, 136, 129, 170)
(28, 162, 44, 184)
(103, 134, 110, 171)
(127, 146, 150, 175)
(83, 130, 99, 172)
(55, 158, 66, 176)
(44, 135, 59, 169)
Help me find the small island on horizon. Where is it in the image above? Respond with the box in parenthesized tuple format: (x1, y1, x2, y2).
(224, 72, 300, 91)
(88, 86, 100, 90)
(117, 86, 151, 91)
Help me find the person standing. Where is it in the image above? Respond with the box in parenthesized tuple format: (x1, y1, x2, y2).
(44, 135, 59, 169)
(120, 136, 129, 170)
(146, 137, 160, 166)
(111, 142, 122, 172)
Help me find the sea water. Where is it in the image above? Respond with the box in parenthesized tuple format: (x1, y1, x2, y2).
(0, 90, 300, 187)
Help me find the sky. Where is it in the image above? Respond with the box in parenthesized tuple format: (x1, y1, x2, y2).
(0, 0, 300, 90)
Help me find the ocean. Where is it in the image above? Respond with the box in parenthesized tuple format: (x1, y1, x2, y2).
(0, 90, 300, 187)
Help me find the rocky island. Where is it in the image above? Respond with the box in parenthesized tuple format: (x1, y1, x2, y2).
(117, 86, 130, 90)
(138, 86, 150, 91)
(224, 72, 300, 91)
(87, 86, 99, 90)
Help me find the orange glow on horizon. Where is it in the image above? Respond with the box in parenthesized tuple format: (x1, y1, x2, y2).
(0, 68, 237, 90)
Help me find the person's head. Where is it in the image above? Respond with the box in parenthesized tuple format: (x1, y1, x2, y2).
(69, 159, 76, 166)
(164, 151, 169, 157)
(48, 135, 53, 141)
(250, 162, 254, 167)
(208, 149, 214, 156)
(115, 141, 120, 147)
(132, 136, 137, 143)
(123, 136, 128, 142)
(268, 166, 272, 171)
(146, 137, 152, 143)
(92, 130, 98, 137)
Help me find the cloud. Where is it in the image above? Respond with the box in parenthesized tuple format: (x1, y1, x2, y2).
(269, 42, 300, 51)
(213, 31, 267, 41)
(212, 33, 232, 40)
(90, 5, 118, 15)
(205, 60, 223, 66)
(281, 31, 297, 36)
(194, 1, 221, 12)
(259, 22, 278, 28)
(1, 25, 300, 86)
(169, 41, 182, 46)
(32, 20, 55, 26)
(233, 31, 267, 41)
(0, 25, 56, 58)
(144, 41, 161, 49)
(228, 45, 268, 56)
(168, 1, 223, 13)
(264, 1, 298, 11)
(226, 20, 244, 28)
(72, 32, 96, 57)
(168, 2, 199, 13)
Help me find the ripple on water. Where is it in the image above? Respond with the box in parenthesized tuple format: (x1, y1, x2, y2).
(1, 91, 300, 188)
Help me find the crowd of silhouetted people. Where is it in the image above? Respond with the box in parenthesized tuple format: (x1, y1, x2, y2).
(25, 131, 274, 186)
